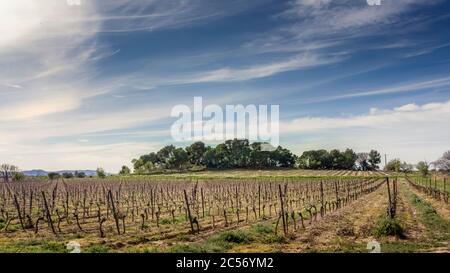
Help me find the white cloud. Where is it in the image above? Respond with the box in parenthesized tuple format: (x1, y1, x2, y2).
(0, 94, 82, 121)
(281, 100, 450, 164)
(7, 142, 162, 173)
(0, 0, 101, 122)
(282, 100, 450, 133)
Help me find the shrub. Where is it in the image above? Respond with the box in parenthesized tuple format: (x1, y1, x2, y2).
(253, 223, 273, 234)
(263, 234, 287, 244)
(217, 230, 254, 244)
(374, 217, 405, 238)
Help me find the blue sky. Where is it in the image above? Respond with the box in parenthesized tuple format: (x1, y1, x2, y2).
(1, 0, 450, 172)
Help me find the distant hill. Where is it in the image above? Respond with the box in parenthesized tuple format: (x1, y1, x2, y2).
(22, 169, 48, 176)
(22, 169, 97, 177)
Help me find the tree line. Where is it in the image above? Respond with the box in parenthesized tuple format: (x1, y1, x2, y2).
(130, 139, 383, 174)
(3, 144, 449, 181)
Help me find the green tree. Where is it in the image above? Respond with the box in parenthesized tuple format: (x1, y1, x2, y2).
(416, 161, 430, 177)
(119, 165, 131, 175)
(329, 149, 344, 169)
(273, 146, 296, 168)
(132, 152, 159, 173)
(157, 145, 177, 167)
(297, 150, 331, 170)
(168, 148, 189, 169)
(186, 142, 206, 166)
(12, 172, 26, 181)
(341, 149, 357, 170)
(224, 139, 251, 168)
(96, 167, 106, 178)
(368, 150, 381, 170)
(62, 172, 74, 179)
(203, 147, 218, 168)
(385, 159, 402, 172)
(214, 143, 231, 169)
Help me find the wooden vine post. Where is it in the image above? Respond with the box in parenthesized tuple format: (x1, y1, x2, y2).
(334, 181, 339, 209)
(41, 191, 57, 234)
(319, 181, 324, 217)
(183, 189, 195, 233)
(13, 194, 25, 230)
(201, 188, 205, 218)
(258, 184, 261, 218)
(108, 190, 121, 235)
(278, 184, 287, 236)
(385, 177, 394, 219)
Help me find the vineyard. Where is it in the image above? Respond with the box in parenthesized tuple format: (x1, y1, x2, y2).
(0, 171, 448, 253)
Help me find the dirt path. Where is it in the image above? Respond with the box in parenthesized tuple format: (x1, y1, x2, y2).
(228, 184, 388, 253)
(395, 180, 428, 241)
(404, 179, 450, 220)
(398, 179, 450, 252)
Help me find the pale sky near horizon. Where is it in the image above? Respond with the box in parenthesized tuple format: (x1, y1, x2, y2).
(1, 0, 450, 172)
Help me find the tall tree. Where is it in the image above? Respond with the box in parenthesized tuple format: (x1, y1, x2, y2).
(186, 142, 206, 166)
(385, 159, 402, 172)
(297, 150, 331, 170)
(157, 145, 176, 167)
(416, 161, 430, 177)
(329, 149, 344, 169)
(273, 146, 296, 168)
(368, 150, 381, 170)
(168, 148, 188, 169)
(224, 139, 251, 168)
(96, 167, 106, 178)
(341, 149, 357, 170)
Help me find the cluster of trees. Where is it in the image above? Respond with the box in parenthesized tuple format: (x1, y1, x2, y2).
(48, 171, 88, 180)
(131, 139, 297, 173)
(384, 150, 450, 177)
(297, 149, 356, 170)
(384, 159, 414, 173)
(130, 139, 383, 173)
(0, 164, 25, 182)
(296, 149, 381, 171)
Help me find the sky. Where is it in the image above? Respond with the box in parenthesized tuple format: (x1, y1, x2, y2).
(1, 0, 450, 172)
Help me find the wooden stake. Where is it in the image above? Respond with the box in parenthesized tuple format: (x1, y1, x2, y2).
(278, 184, 287, 236)
(183, 189, 195, 233)
(41, 191, 57, 234)
(108, 190, 121, 235)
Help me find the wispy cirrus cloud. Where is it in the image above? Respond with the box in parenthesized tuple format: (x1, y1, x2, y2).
(301, 76, 450, 103)
(177, 53, 344, 83)
(85, 0, 271, 32)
